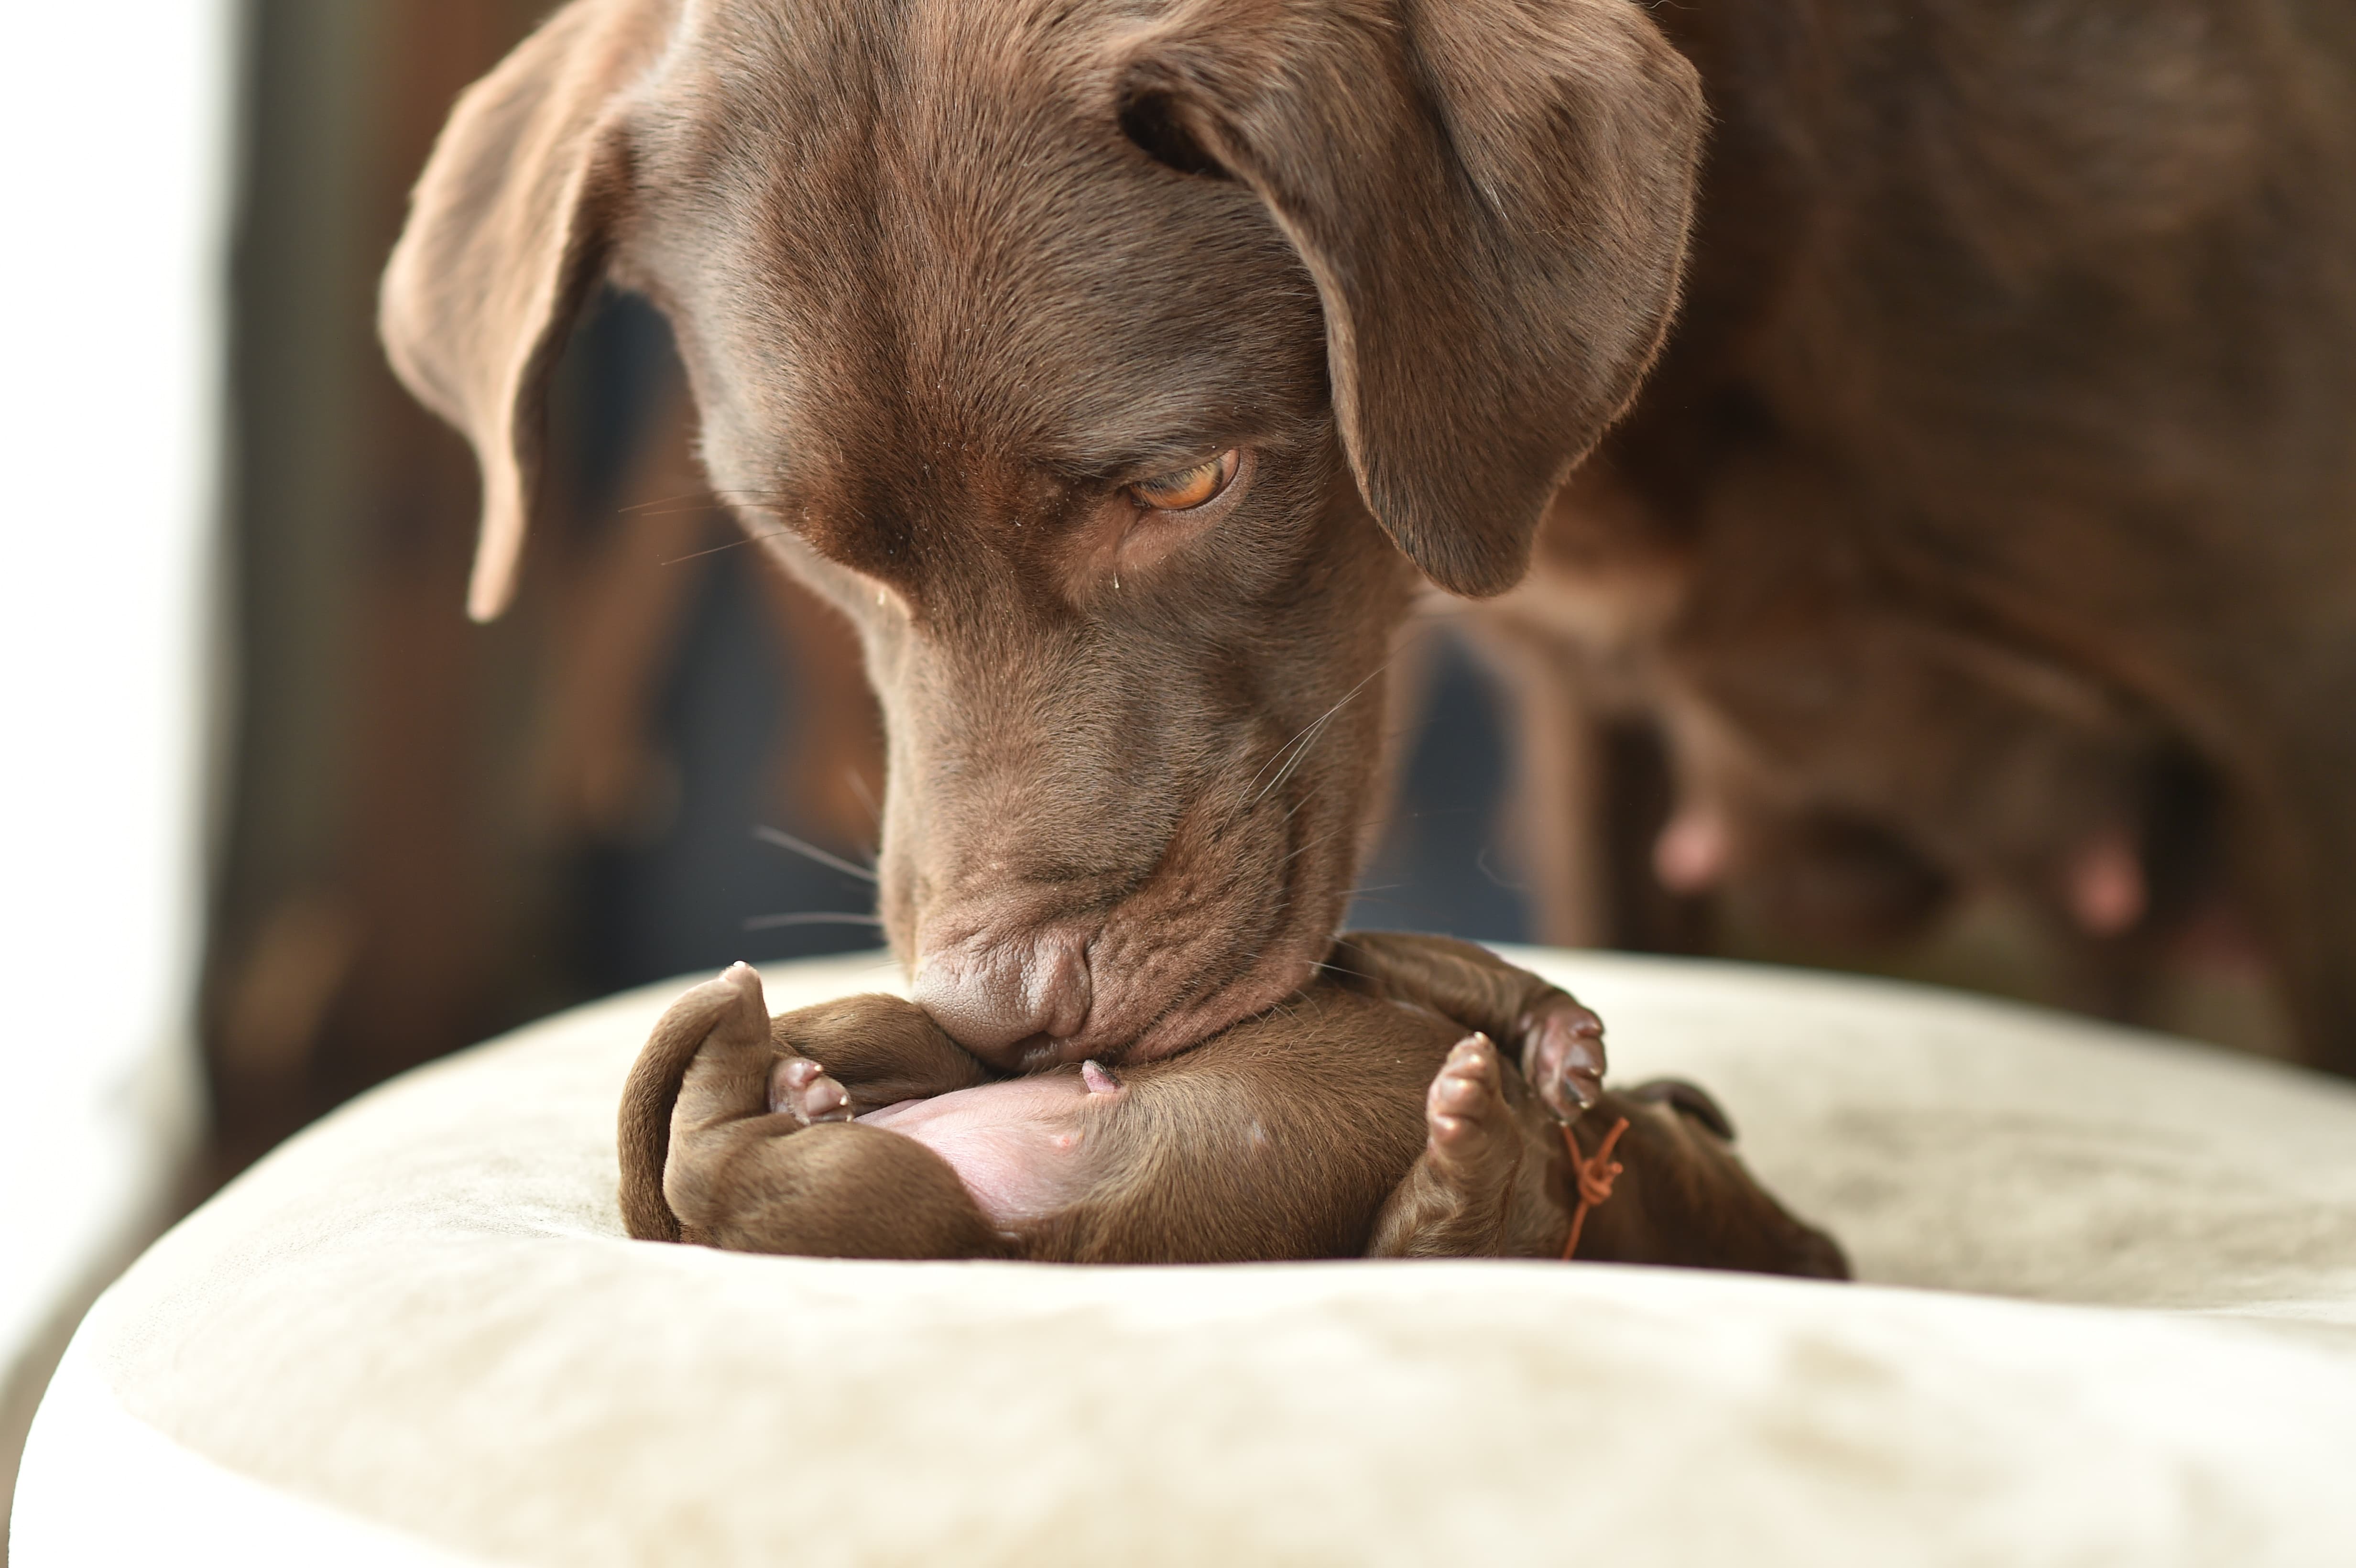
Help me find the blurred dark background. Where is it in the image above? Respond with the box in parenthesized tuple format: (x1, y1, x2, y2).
(206, 0, 2289, 1185)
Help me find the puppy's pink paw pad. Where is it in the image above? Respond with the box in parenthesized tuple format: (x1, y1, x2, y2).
(770, 1056, 852, 1124)
(1425, 1035, 1515, 1176)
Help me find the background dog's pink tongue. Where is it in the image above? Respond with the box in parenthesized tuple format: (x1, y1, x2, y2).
(2066, 831, 2146, 935)
(1654, 807, 1731, 893)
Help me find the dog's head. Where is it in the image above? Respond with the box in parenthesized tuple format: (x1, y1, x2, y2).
(382, 0, 1703, 1066)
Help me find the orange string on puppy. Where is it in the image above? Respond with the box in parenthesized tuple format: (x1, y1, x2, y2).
(1559, 1116, 1630, 1262)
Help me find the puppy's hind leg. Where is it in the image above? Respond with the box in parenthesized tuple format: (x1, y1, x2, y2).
(1333, 933, 1608, 1122)
(1567, 1083, 1850, 1280)
(668, 1120, 1012, 1260)
(1366, 1034, 1524, 1257)
(625, 966, 1006, 1259)
(620, 962, 782, 1241)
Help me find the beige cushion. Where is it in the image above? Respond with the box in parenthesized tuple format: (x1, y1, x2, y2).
(17, 948, 2356, 1566)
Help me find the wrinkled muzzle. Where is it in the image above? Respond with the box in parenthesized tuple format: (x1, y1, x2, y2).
(876, 636, 1386, 1068)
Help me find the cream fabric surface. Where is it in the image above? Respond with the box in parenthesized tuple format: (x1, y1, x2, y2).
(18, 948, 2356, 1567)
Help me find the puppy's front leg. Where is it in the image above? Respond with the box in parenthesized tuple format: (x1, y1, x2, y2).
(769, 993, 992, 1112)
(620, 964, 774, 1241)
(1331, 932, 1607, 1121)
(1366, 1033, 1529, 1257)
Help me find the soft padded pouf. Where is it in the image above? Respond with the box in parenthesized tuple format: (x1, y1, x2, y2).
(18, 948, 2356, 1566)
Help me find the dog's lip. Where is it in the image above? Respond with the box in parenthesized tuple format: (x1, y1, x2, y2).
(986, 907, 1322, 1067)
(1008, 1032, 1086, 1072)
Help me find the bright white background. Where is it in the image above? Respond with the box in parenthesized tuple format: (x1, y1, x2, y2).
(0, 0, 238, 1502)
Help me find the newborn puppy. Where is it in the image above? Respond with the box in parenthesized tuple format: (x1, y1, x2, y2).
(619, 933, 1845, 1276)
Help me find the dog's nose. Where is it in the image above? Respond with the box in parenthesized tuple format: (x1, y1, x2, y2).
(913, 929, 1093, 1065)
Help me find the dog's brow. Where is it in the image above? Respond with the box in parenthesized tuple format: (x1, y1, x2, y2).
(1045, 420, 1307, 482)
(1066, 442, 1230, 483)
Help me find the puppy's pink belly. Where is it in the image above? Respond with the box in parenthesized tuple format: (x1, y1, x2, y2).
(858, 1078, 1095, 1227)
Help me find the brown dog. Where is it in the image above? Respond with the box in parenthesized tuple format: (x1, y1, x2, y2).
(383, 0, 2356, 1070)
(619, 934, 1848, 1275)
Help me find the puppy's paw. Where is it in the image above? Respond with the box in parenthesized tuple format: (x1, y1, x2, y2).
(769, 1055, 853, 1125)
(652, 960, 774, 1056)
(1518, 995, 1607, 1122)
(1426, 1034, 1521, 1185)
(1368, 1035, 1526, 1258)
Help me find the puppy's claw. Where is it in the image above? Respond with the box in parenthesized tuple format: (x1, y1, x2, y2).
(770, 1055, 853, 1124)
(1521, 1000, 1607, 1122)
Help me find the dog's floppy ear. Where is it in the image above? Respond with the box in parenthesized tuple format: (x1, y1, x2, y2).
(380, 0, 673, 622)
(1115, 1, 1702, 597)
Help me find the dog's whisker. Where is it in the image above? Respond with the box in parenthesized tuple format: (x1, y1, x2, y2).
(1249, 708, 1346, 809)
(1274, 790, 1322, 836)
(1238, 661, 1392, 806)
(845, 768, 884, 837)
(1243, 722, 1322, 801)
(1278, 822, 1358, 868)
(743, 912, 888, 931)
(754, 824, 880, 882)
(615, 490, 722, 516)
(1283, 806, 1403, 870)
(1476, 844, 1529, 892)
(662, 530, 795, 566)
(1272, 803, 1414, 873)
(1310, 958, 1378, 983)
(701, 488, 796, 505)
(614, 503, 723, 523)
(1249, 662, 1393, 810)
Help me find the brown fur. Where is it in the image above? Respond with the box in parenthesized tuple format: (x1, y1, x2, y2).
(1483, 3, 2356, 1055)
(385, 0, 2356, 1069)
(619, 934, 1847, 1275)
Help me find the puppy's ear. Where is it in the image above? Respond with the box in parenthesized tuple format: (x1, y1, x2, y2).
(1115, 1, 1702, 597)
(380, 0, 673, 621)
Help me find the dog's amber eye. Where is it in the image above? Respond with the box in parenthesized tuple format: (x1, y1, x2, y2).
(1128, 449, 1238, 512)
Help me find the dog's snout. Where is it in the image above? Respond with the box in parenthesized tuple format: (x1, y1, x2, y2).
(914, 928, 1093, 1066)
